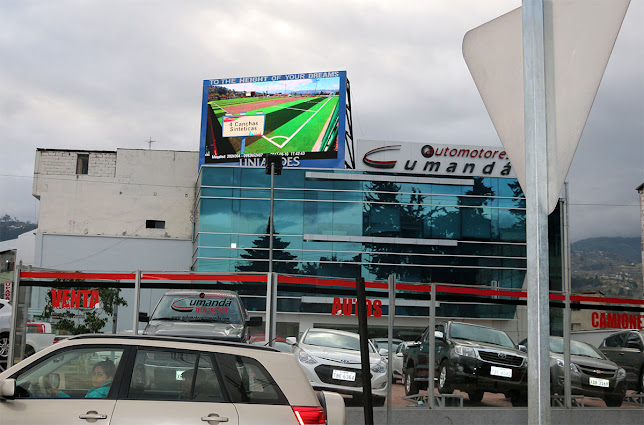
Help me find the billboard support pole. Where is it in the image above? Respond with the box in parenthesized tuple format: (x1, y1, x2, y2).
(524, 1, 552, 423)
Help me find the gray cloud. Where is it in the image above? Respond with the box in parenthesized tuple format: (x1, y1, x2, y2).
(0, 0, 641, 242)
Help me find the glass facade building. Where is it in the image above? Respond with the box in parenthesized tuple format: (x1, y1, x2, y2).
(193, 166, 562, 322)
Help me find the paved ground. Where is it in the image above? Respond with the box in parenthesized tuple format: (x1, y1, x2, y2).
(341, 380, 644, 409)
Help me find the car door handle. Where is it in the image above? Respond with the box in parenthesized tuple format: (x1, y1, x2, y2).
(79, 411, 108, 420)
(201, 414, 229, 423)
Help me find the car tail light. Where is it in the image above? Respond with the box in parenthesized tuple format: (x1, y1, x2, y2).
(53, 337, 64, 343)
(291, 406, 326, 425)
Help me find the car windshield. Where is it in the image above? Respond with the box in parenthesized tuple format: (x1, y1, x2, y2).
(549, 338, 604, 359)
(450, 323, 516, 349)
(151, 293, 243, 324)
(303, 330, 374, 352)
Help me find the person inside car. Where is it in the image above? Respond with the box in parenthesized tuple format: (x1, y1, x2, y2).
(85, 360, 116, 398)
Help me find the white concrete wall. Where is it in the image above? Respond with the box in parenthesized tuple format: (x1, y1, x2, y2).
(33, 149, 198, 239)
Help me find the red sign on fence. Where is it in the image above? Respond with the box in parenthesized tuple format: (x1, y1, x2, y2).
(3, 281, 10, 301)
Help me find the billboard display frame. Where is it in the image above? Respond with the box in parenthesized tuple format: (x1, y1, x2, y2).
(199, 71, 347, 170)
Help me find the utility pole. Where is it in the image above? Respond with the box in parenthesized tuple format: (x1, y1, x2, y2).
(147, 138, 156, 150)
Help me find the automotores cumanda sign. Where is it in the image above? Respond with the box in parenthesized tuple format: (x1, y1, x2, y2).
(357, 140, 516, 178)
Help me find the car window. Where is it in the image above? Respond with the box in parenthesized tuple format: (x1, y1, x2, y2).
(13, 346, 124, 399)
(604, 333, 626, 348)
(450, 322, 516, 349)
(216, 353, 287, 405)
(151, 293, 244, 325)
(302, 330, 363, 351)
(626, 332, 643, 349)
(127, 349, 227, 402)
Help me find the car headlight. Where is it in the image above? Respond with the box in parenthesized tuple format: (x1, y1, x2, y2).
(454, 345, 476, 358)
(616, 368, 626, 379)
(297, 350, 317, 364)
(371, 359, 387, 374)
(555, 359, 579, 373)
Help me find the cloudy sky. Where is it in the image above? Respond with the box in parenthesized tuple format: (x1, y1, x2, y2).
(0, 0, 642, 242)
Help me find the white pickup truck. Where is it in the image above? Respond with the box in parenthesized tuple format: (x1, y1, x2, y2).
(1, 299, 65, 361)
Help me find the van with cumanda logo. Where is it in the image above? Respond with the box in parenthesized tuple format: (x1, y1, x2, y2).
(140, 290, 262, 342)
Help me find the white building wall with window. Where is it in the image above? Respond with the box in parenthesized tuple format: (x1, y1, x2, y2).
(33, 148, 197, 240)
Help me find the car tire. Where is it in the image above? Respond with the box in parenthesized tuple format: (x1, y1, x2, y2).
(468, 390, 484, 403)
(372, 396, 386, 407)
(401, 370, 407, 387)
(0, 333, 9, 359)
(639, 367, 644, 393)
(404, 367, 419, 396)
(510, 391, 527, 407)
(604, 395, 624, 407)
(437, 361, 453, 395)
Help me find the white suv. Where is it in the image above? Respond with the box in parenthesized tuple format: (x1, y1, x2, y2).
(0, 300, 11, 364)
(0, 334, 345, 425)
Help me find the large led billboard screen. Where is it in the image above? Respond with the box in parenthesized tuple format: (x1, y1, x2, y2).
(199, 71, 347, 169)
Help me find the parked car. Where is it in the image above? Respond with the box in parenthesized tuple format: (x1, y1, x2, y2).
(0, 299, 10, 364)
(140, 290, 262, 343)
(370, 338, 403, 355)
(0, 302, 65, 362)
(392, 341, 412, 383)
(287, 328, 388, 406)
(249, 334, 292, 352)
(403, 321, 528, 405)
(0, 334, 346, 425)
(598, 329, 644, 392)
(520, 336, 627, 407)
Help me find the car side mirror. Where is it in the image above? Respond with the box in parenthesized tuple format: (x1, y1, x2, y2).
(518, 345, 527, 353)
(246, 316, 263, 327)
(0, 378, 16, 400)
(434, 331, 444, 340)
(396, 352, 404, 358)
(139, 312, 150, 323)
(285, 337, 297, 345)
(378, 348, 388, 357)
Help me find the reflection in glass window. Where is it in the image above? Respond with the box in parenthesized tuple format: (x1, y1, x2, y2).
(216, 353, 287, 405)
(14, 347, 124, 399)
(127, 349, 197, 400)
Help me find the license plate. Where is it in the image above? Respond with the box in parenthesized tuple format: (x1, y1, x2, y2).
(589, 377, 610, 388)
(332, 370, 356, 382)
(490, 366, 513, 378)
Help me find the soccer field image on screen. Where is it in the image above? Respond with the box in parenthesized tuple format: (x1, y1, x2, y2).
(200, 71, 347, 169)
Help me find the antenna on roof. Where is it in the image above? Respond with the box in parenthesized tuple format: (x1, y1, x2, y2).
(147, 137, 156, 150)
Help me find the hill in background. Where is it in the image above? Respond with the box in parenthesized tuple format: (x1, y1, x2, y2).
(0, 215, 37, 242)
(571, 237, 642, 298)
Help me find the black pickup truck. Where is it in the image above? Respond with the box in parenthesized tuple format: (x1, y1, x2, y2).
(402, 321, 528, 405)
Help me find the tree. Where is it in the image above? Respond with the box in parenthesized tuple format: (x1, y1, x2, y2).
(236, 220, 299, 274)
(39, 279, 127, 335)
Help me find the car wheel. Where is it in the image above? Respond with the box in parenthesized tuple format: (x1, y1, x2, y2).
(404, 367, 419, 396)
(0, 333, 9, 359)
(437, 361, 453, 395)
(468, 390, 484, 402)
(604, 395, 623, 407)
(639, 367, 644, 393)
(401, 370, 407, 387)
(372, 396, 386, 407)
(510, 391, 527, 407)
